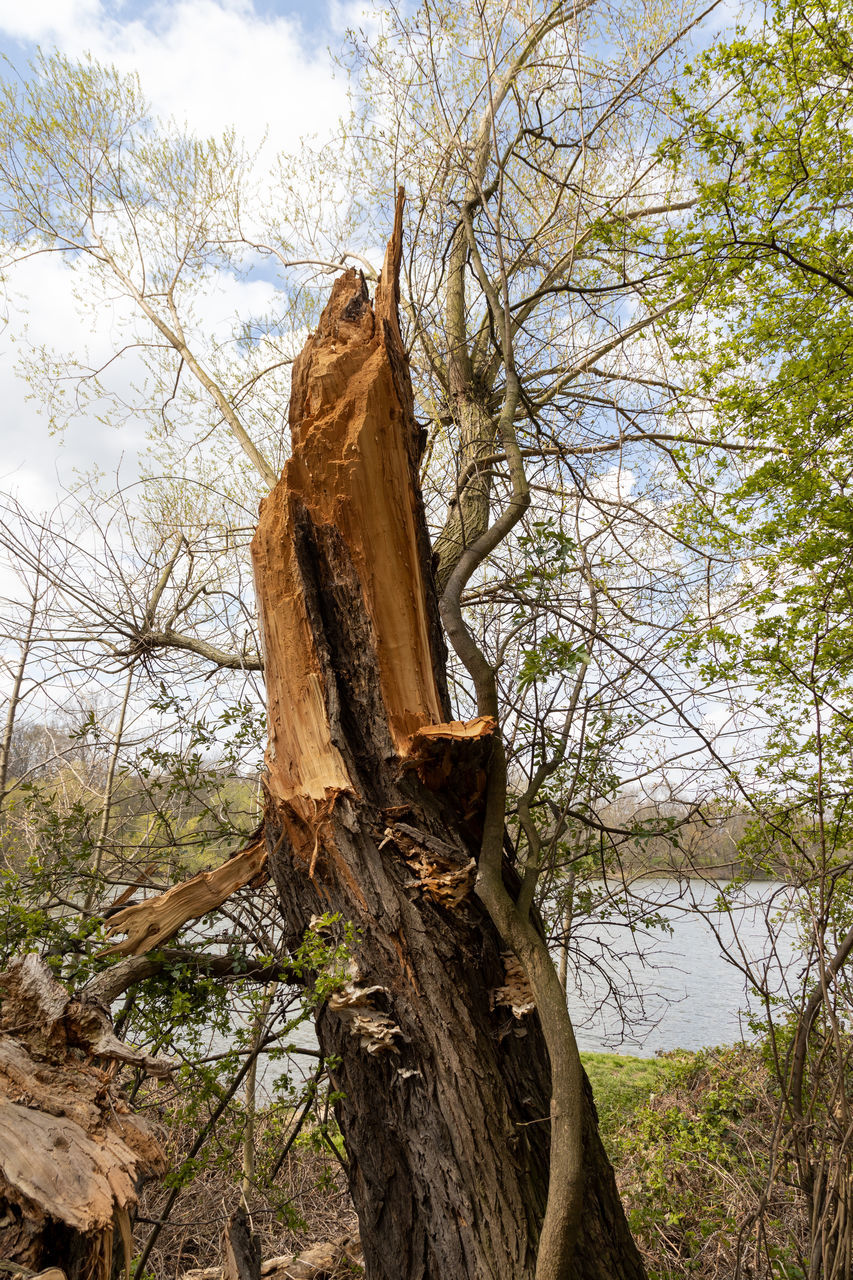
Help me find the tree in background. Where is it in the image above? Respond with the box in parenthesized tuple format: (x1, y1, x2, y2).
(661, 1, 853, 1272)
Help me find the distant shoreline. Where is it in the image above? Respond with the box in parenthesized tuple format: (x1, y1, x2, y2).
(591, 863, 782, 884)
(625, 866, 779, 882)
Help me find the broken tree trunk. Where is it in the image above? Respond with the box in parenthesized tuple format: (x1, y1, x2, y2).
(250, 194, 646, 1280)
(223, 1206, 261, 1280)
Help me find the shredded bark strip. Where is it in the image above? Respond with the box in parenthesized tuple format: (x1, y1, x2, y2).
(103, 835, 268, 957)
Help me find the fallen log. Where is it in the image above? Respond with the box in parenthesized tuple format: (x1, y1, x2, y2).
(0, 1267, 67, 1280)
(0, 955, 168, 1278)
(180, 1233, 364, 1280)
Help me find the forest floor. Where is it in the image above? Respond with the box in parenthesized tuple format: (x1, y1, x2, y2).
(133, 1045, 804, 1279)
(134, 1107, 358, 1277)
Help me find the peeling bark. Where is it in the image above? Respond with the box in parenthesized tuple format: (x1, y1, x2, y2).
(0, 955, 166, 1278)
(249, 193, 645, 1280)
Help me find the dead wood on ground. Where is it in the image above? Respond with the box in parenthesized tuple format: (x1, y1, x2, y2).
(0, 954, 168, 1278)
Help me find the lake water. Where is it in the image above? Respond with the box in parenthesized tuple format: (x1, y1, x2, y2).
(565, 878, 801, 1056)
(193, 878, 801, 1096)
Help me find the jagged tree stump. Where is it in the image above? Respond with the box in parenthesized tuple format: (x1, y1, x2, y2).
(249, 198, 645, 1280)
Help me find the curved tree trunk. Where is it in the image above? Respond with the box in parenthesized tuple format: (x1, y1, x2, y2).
(251, 197, 645, 1280)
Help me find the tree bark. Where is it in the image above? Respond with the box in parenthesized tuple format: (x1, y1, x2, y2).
(250, 194, 645, 1280)
(223, 1206, 261, 1280)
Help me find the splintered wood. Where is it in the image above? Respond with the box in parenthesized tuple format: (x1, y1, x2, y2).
(104, 192, 497, 962)
(251, 190, 448, 825)
(402, 715, 496, 812)
(103, 835, 267, 956)
(241, 189, 501, 938)
(0, 955, 166, 1276)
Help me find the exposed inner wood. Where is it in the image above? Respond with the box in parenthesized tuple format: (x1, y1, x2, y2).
(405, 715, 496, 744)
(86, 191, 641, 1280)
(401, 714, 496, 811)
(103, 834, 267, 957)
(251, 194, 450, 820)
(104, 197, 494, 959)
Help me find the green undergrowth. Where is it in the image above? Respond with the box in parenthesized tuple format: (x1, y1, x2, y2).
(581, 1050, 663, 1151)
(583, 1045, 810, 1278)
(609, 1044, 805, 1279)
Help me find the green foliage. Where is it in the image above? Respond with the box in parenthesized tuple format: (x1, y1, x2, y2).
(292, 912, 360, 1006)
(515, 522, 578, 591)
(0, 786, 109, 979)
(616, 1044, 805, 1279)
(659, 0, 853, 877)
(666, 0, 853, 635)
(580, 1052, 663, 1150)
(517, 635, 590, 693)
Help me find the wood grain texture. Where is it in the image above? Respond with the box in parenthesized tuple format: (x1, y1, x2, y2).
(0, 955, 165, 1277)
(103, 834, 267, 956)
(223, 1206, 261, 1280)
(252, 193, 646, 1279)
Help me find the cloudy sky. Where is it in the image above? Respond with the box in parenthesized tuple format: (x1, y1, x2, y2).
(0, 0, 359, 510)
(0, 0, 352, 144)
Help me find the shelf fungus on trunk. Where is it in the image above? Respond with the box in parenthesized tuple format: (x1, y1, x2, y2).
(0, 954, 168, 1279)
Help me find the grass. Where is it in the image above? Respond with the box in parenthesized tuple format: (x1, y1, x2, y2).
(581, 1050, 663, 1150)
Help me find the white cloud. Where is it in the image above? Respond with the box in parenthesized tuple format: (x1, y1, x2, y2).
(0, 252, 149, 512)
(0, 0, 352, 506)
(328, 0, 384, 40)
(0, 0, 348, 152)
(0, 0, 101, 45)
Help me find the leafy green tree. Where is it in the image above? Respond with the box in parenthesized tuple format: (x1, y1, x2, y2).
(662, 3, 853, 1271)
(663, 0, 853, 901)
